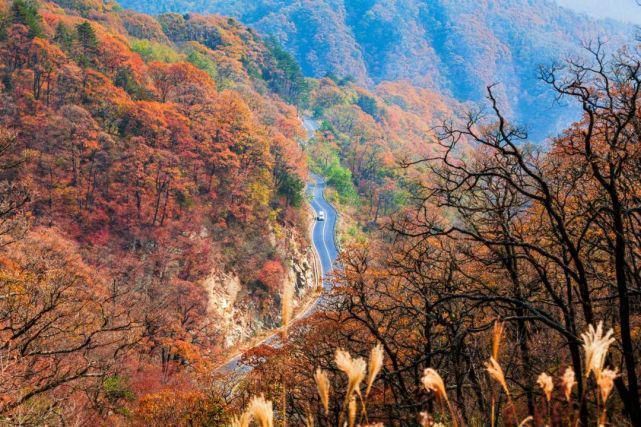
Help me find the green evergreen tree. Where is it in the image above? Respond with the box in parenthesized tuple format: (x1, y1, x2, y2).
(277, 172, 305, 207)
(264, 38, 309, 106)
(54, 22, 74, 51)
(356, 94, 381, 120)
(10, 0, 42, 37)
(0, 15, 8, 41)
(75, 21, 98, 67)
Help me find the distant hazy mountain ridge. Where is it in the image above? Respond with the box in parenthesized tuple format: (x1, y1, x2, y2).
(119, 0, 634, 137)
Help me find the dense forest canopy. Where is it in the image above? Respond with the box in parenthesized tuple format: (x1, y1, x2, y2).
(0, 0, 315, 422)
(118, 0, 636, 139)
(1, 0, 641, 425)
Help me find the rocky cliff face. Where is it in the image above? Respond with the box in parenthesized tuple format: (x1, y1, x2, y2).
(204, 234, 316, 349)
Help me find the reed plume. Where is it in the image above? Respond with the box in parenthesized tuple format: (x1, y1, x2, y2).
(366, 343, 384, 397)
(421, 368, 458, 427)
(281, 279, 294, 337)
(485, 356, 516, 425)
(537, 372, 554, 402)
(597, 368, 618, 403)
(228, 412, 251, 427)
(485, 357, 510, 397)
(314, 367, 330, 414)
(335, 349, 366, 398)
(280, 280, 294, 427)
(248, 394, 274, 427)
(305, 413, 314, 427)
(517, 416, 533, 427)
(335, 349, 366, 427)
(597, 368, 618, 426)
(489, 321, 505, 427)
(419, 414, 447, 427)
(421, 368, 448, 401)
(561, 366, 576, 401)
(581, 322, 614, 378)
(537, 371, 554, 425)
(419, 411, 430, 427)
(492, 321, 505, 360)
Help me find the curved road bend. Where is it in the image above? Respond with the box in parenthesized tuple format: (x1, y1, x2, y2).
(217, 174, 339, 373)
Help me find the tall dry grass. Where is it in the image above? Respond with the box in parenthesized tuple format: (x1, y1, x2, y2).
(314, 367, 330, 416)
(227, 321, 624, 426)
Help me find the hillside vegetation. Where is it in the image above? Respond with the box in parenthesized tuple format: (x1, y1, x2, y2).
(118, 0, 634, 138)
(0, 0, 313, 422)
(2, 0, 641, 425)
(0, 0, 457, 421)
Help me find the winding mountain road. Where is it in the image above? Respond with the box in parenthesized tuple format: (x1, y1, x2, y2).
(216, 122, 338, 373)
(308, 175, 339, 286)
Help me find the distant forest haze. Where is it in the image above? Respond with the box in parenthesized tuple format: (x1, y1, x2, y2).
(119, 0, 636, 139)
(1, 0, 641, 425)
(556, 0, 641, 24)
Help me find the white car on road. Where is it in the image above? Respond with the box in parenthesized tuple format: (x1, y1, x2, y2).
(317, 211, 325, 221)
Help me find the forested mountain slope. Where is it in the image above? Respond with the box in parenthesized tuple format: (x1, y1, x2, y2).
(0, 0, 315, 421)
(0, 0, 461, 418)
(118, 0, 636, 138)
(3, 0, 640, 424)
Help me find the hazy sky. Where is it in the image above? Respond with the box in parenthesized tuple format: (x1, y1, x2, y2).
(556, 0, 641, 24)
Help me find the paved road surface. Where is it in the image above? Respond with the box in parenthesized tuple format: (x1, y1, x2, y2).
(302, 116, 320, 139)
(217, 174, 338, 372)
(308, 174, 339, 286)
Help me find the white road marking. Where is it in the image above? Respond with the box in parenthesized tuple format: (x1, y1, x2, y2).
(312, 188, 332, 276)
(217, 178, 336, 372)
(312, 184, 333, 277)
(320, 199, 330, 275)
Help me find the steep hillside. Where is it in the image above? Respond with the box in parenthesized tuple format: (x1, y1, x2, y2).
(0, 0, 314, 421)
(118, 0, 635, 138)
(0, 0, 462, 418)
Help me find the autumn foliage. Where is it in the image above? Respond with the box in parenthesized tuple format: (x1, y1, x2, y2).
(0, 0, 309, 422)
(218, 46, 641, 426)
(2, 0, 641, 425)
